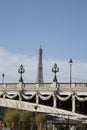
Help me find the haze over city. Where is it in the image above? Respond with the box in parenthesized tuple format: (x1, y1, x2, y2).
(0, 0, 87, 82)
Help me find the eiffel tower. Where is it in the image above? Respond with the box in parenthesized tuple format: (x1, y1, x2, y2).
(36, 46, 43, 84)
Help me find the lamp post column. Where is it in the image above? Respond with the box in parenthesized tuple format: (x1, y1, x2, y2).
(69, 58, 73, 87)
(69, 59, 76, 112)
(18, 64, 25, 100)
(2, 73, 5, 84)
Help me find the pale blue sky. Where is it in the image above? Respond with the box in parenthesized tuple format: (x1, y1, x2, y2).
(0, 0, 87, 61)
(0, 0, 87, 82)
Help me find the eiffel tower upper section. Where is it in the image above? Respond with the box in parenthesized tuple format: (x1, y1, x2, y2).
(36, 46, 43, 84)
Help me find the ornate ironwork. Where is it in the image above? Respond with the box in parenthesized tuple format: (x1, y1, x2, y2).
(18, 64, 25, 82)
(52, 63, 59, 82)
(69, 58, 73, 65)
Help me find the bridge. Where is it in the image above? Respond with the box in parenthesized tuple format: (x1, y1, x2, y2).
(0, 81, 87, 124)
(0, 63, 87, 124)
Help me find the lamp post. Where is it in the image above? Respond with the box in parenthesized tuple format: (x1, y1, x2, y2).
(18, 64, 25, 82)
(2, 73, 5, 84)
(52, 63, 59, 82)
(69, 58, 73, 85)
(69, 58, 75, 112)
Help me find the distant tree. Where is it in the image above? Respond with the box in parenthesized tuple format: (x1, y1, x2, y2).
(4, 108, 46, 130)
(19, 111, 32, 130)
(4, 109, 20, 129)
(34, 113, 46, 130)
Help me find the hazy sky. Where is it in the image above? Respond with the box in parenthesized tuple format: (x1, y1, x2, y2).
(0, 0, 87, 83)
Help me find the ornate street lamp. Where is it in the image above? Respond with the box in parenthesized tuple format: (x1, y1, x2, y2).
(52, 63, 59, 82)
(18, 64, 25, 82)
(2, 73, 5, 84)
(69, 58, 73, 85)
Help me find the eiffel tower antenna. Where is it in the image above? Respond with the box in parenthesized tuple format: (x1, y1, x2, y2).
(36, 46, 43, 84)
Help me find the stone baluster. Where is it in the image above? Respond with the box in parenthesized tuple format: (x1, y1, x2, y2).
(72, 91, 76, 112)
(53, 91, 57, 108)
(36, 91, 39, 105)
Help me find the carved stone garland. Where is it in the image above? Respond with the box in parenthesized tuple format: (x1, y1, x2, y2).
(0, 88, 87, 102)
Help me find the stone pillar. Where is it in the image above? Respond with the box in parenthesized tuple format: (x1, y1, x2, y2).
(53, 93, 57, 108)
(17, 82, 24, 101)
(53, 124, 55, 130)
(3, 84, 6, 98)
(72, 92, 76, 112)
(70, 126, 76, 130)
(36, 92, 39, 104)
(52, 81, 57, 88)
(11, 121, 15, 130)
(3, 90, 6, 98)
